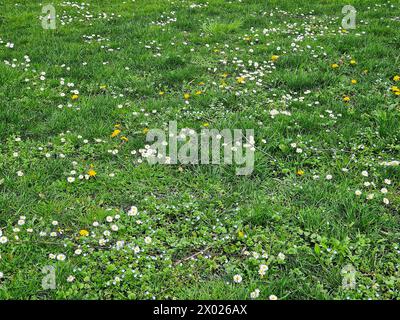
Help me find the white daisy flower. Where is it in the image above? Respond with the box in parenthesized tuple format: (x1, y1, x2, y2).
(56, 254, 66, 261)
(128, 206, 138, 216)
(277, 252, 286, 261)
(133, 246, 141, 254)
(250, 289, 260, 299)
(361, 171, 368, 177)
(233, 274, 242, 283)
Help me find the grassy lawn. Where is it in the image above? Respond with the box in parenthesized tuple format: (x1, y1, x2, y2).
(0, 0, 399, 300)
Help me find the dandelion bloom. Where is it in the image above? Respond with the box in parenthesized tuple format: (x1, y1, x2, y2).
(111, 129, 121, 137)
(270, 55, 279, 62)
(88, 169, 96, 177)
(236, 76, 245, 84)
(391, 86, 400, 95)
(79, 229, 89, 237)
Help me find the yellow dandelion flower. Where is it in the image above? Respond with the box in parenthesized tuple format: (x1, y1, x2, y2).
(88, 169, 96, 177)
(351, 79, 357, 84)
(296, 169, 305, 176)
(195, 90, 202, 95)
(198, 81, 205, 85)
(350, 59, 357, 65)
(271, 55, 279, 62)
(393, 75, 400, 82)
(159, 91, 165, 96)
(202, 122, 209, 127)
(71, 94, 79, 100)
(331, 63, 339, 69)
(238, 231, 245, 239)
(79, 229, 89, 237)
(391, 86, 399, 92)
(343, 96, 351, 102)
(121, 136, 128, 142)
(236, 76, 245, 84)
(184, 93, 190, 100)
(111, 129, 121, 138)
(143, 128, 149, 134)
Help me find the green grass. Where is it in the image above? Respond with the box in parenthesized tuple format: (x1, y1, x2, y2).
(0, 0, 399, 300)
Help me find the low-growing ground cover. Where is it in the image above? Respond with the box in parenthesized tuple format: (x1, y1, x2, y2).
(0, 0, 399, 299)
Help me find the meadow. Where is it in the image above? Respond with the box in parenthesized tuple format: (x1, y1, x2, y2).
(0, 0, 399, 300)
